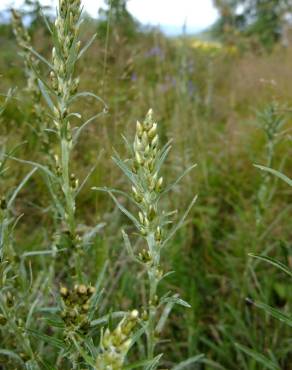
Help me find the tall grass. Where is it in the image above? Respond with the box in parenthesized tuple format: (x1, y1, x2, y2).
(0, 1, 200, 369)
(0, 0, 291, 369)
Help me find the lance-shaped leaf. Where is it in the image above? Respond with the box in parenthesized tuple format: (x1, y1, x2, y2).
(249, 253, 292, 278)
(254, 164, 292, 186)
(235, 343, 280, 370)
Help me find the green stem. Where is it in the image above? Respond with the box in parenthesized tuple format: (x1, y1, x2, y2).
(60, 137, 75, 235)
(147, 273, 158, 359)
(146, 236, 160, 360)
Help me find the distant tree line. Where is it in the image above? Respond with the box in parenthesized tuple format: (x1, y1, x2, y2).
(212, 0, 292, 50)
(0, 0, 139, 41)
(97, 0, 139, 40)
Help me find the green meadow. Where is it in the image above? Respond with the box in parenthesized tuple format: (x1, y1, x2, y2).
(0, 1, 291, 369)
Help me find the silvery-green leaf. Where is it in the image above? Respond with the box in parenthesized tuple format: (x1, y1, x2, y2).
(112, 152, 139, 188)
(90, 311, 126, 327)
(26, 329, 65, 350)
(38, 79, 54, 112)
(155, 140, 172, 173)
(8, 167, 38, 208)
(108, 191, 141, 230)
(161, 294, 191, 308)
(77, 33, 97, 59)
(254, 164, 292, 186)
(70, 335, 96, 367)
(162, 195, 198, 248)
(24, 45, 54, 70)
(252, 301, 292, 327)
(70, 91, 108, 111)
(145, 354, 164, 370)
(73, 112, 105, 145)
(162, 164, 197, 195)
(122, 229, 140, 262)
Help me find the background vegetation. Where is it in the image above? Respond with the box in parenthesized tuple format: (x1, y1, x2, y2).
(0, 0, 291, 368)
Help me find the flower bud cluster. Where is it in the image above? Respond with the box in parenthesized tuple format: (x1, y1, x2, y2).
(127, 110, 171, 358)
(53, 162, 79, 192)
(48, 0, 83, 239)
(70, 173, 79, 191)
(60, 284, 95, 333)
(11, 9, 38, 96)
(11, 10, 31, 49)
(51, 0, 81, 113)
(11, 9, 50, 153)
(132, 109, 163, 241)
(96, 310, 139, 370)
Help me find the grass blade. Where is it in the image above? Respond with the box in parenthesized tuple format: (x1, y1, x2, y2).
(172, 354, 205, 370)
(254, 164, 292, 186)
(249, 254, 292, 277)
(235, 343, 279, 370)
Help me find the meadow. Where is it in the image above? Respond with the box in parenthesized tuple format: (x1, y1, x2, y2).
(0, 1, 291, 369)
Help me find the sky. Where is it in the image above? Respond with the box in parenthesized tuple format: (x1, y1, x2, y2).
(0, 0, 219, 35)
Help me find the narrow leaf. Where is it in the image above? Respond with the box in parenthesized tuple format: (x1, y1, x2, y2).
(145, 354, 163, 370)
(124, 356, 163, 370)
(249, 254, 292, 278)
(108, 191, 141, 229)
(162, 195, 198, 248)
(70, 91, 108, 111)
(6, 155, 57, 180)
(112, 153, 138, 188)
(155, 141, 172, 173)
(8, 167, 38, 208)
(235, 343, 279, 370)
(162, 163, 197, 195)
(172, 354, 205, 370)
(0, 349, 24, 364)
(78, 33, 97, 59)
(25, 297, 40, 329)
(90, 311, 126, 326)
(26, 329, 65, 350)
(24, 46, 54, 70)
(73, 112, 105, 145)
(122, 229, 139, 261)
(40, 9, 53, 34)
(252, 301, 292, 327)
(161, 294, 191, 308)
(254, 164, 292, 186)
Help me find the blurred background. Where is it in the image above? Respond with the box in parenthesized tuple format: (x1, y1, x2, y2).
(1, 0, 220, 35)
(0, 0, 292, 368)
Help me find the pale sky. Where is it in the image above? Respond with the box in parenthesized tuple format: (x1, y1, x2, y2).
(0, 0, 219, 34)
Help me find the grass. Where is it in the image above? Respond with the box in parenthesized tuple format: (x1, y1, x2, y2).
(0, 1, 291, 369)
